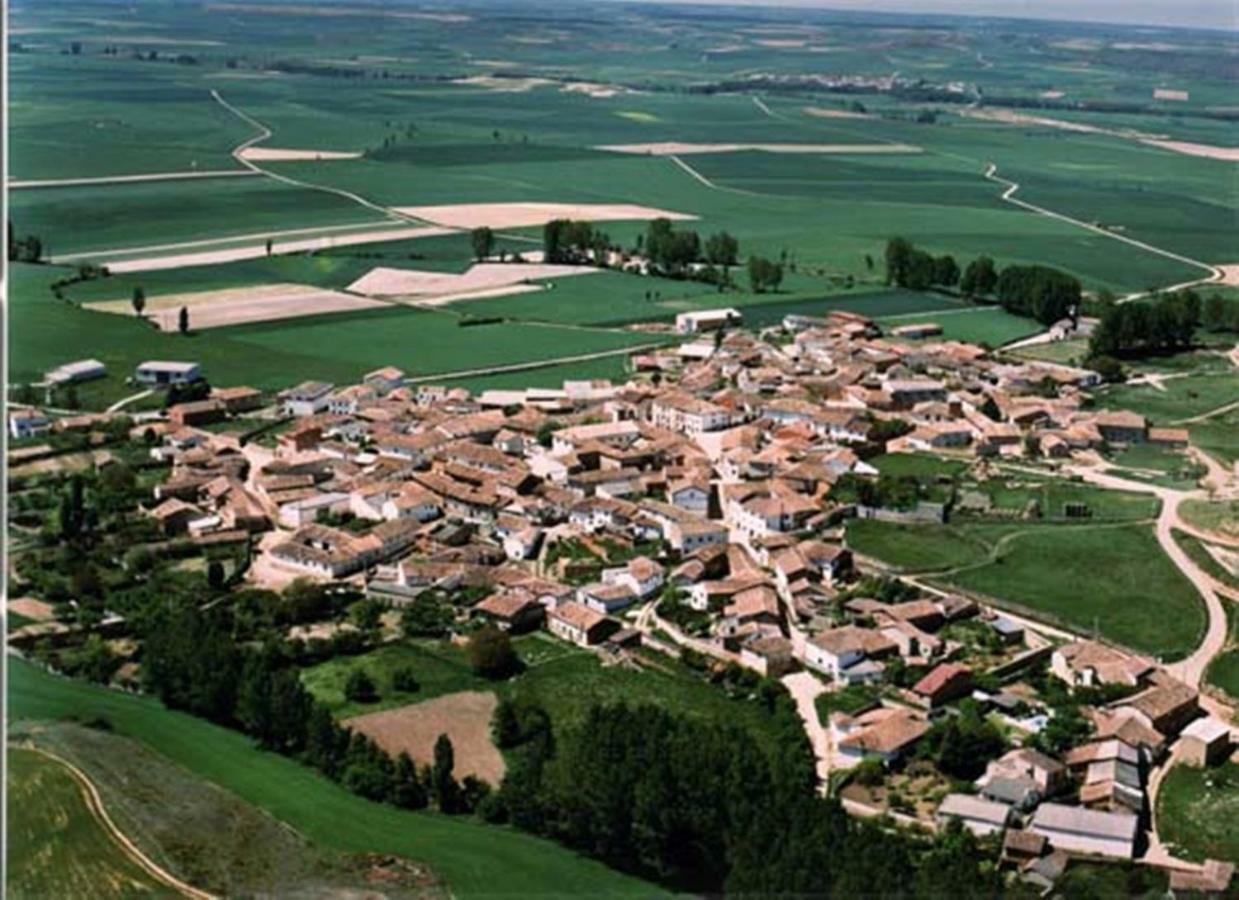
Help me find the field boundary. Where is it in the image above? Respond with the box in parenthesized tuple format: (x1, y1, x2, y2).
(17, 744, 217, 900)
(10, 170, 257, 190)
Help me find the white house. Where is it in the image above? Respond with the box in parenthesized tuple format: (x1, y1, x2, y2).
(650, 392, 734, 436)
(135, 360, 202, 387)
(675, 308, 742, 334)
(282, 381, 335, 417)
(363, 366, 405, 395)
(45, 358, 106, 386)
(804, 626, 897, 683)
(9, 408, 51, 440)
(935, 794, 1013, 837)
(547, 601, 612, 647)
(600, 557, 665, 600)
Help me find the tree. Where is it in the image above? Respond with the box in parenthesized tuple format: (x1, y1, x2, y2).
(884, 237, 914, 286)
(265, 238, 273, 256)
(206, 560, 226, 590)
(747, 256, 783, 293)
(432, 733, 462, 812)
(351, 598, 384, 632)
(391, 666, 419, 693)
(393, 752, 428, 809)
(959, 256, 997, 298)
(178, 306, 190, 334)
(933, 255, 959, 288)
(344, 668, 379, 704)
(995, 265, 1080, 325)
(471, 226, 495, 261)
(704, 231, 739, 269)
(493, 698, 524, 748)
(131, 286, 146, 317)
(468, 625, 520, 679)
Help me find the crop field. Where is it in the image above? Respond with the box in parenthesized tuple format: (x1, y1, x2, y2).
(9, 659, 664, 898)
(1096, 371, 1239, 423)
(875, 307, 1044, 347)
(7, 747, 176, 899)
(10, 0, 1236, 392)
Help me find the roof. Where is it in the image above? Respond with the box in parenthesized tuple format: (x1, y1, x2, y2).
(838, 709, 929, 754)
(913, 663, 971, 697)
(1030, 803, 1139, 841)
(138, 360, 199, 372)
(810, 625, 897, 658)
(937, 793, 1011, 826)
(550, 601, 607, 632)
(1182, 716, 1230, 743)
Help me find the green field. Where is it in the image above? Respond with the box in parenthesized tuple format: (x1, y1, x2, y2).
(1205, 604, 1239, 702)
(7, 747, 177, 899)
(304, 633, 790, 755)
(877, 307, 1043, 347)
(1097, 370, 1239, 423)
(9, 659, 664, 898)
(1157, 761, 1239, 863)
(1179, 498, 1239, 537)
(944, 523, 1205, 660)
(846, 519, 996, 572)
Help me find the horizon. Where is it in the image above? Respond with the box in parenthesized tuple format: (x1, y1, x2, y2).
(628, 0, 1239, 32)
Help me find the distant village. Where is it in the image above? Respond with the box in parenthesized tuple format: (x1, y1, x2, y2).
(11, 304, 1233, 895)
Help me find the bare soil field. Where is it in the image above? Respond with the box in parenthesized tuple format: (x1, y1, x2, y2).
(344, 691, 506, 785)
(8, 598, 56, 621)
(237, 147, 363, 161)
(393, 202, 696, 229)
(596, 142, 921, 155)
(1141, 139, 1239, 162)
(803, 106, 873, 120)
(94, 225, 451, 274)
(452, 75, 553, 92)
(1217, 264, 1239, 286)
(347, 262, 598, 301)
(86, 283, 388, 331)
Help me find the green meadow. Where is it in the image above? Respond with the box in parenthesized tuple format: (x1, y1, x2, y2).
(9, 659, 664, 898)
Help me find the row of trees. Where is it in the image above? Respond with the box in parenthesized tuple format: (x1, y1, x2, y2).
(141, 602, 486, 816)
(994, 265, 1081, 325)
(884, 238, 960, 291)
(482, 700, 1003, 895)
(543, 219, 611, 265)
(8, 221, 43, 263)
(1088, 290, 1202, 360)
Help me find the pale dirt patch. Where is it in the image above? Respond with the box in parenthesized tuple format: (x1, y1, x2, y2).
(561, 82, 633, 99)
(393, 202, 696, 230)
(1139, 139, 1239, 162)
(1040, 90, 1066, 99)
(94, 225, 451, 274)
(453, 75, 552, 92)
(206, 3, 470, 21)
(87, 283, 388, 331)
(803, 105, 872, 120)
(237, 147, 362, 161)
(345, 691, 506, 785)
(1216, 264, 1239, 286)
(347, 262, 598, 300)
(754, 38, 807, 48)
(596, 141, 921, 155)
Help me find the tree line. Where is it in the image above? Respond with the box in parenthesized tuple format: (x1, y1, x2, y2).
(480, 700, 1004, 896)
(1088, 290, 1203, 364)
(141, 601, 488, 816)
(886, 238, 1081, 326)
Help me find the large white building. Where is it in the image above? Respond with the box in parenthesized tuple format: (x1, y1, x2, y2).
(135, 360, 202, 387)
(675, 308, 742, 334)
(1029, 803, 1138, 859)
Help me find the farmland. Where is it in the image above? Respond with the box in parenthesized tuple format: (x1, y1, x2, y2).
(1157, 761, 1239, 864)
(7, 747, 176, 899)
(9, 659, 664, 898)
(10, 0, 1238, 405)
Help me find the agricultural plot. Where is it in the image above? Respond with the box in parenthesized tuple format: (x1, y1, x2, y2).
(6, 747, 176, 899)
(9, 659, 664, 898)
(876, 307, 1043, 347)
(1096, 371, 1239, 422)
(345, 691, 506, 785)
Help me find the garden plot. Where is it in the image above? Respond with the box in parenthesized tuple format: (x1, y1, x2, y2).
(85, 283, 389, 331)
(344, 690, 506, 785)
(393, 202, 696, 230)
(347, 261, 599, 303)
(595, 142, 921, 155)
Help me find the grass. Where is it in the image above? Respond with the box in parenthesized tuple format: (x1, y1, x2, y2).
(305, 633, 790, 757)
(1097, 370, 1239, 423)
(7, 746, 177, 899)
(1171, 529, 1238, 592)
(1179, 498, 1239, 537)
(870, 452, 971, 480)
(846, 519, 994, 572)
(814, 684, 880, 722)
(1205, 603, 1239, 702)
(943, 523, 1205, 661)
(16, 721, 443, 897)
(1157, 761, 1239, 863)
(9, 659, 665, 898)
(1007, 338, 1090, 365)
(877, 306, 1042, 348)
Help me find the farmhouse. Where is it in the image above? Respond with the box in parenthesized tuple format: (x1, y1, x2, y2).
(45, 358, 106, 386)
(547, 601, 615, 647)
(935, 794, 1012, 836)
(473, 589, 545, 632)
(1179, 716, 1231, 767)
(135, 360, 202, 387)
(804, 626, 897, 683)
(675, 308, 742, 334)
(650, 392, 734, 435)
(1095, 411, 1147, 445)
(282, 381, 335, 417)
(9, 408, 51, 440)
(1028, 803, 1138, 859)
(833, 707, 929, 767)
(890, 322, 943, 339)
(1051, 640, 1152, 688)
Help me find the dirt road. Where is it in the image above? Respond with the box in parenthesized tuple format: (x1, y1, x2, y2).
(781, 671, 832, 791)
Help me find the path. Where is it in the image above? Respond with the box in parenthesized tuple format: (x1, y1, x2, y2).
(983, 164, 1221, 293)
(1172, 398, 1239, 426)
(105, 389, 154, 414)
(21, 744, 216, 900)
(781, 671, 832, 791)
(1067, 465, 1226, 685)
(665, 154, 758, 197)
(10, 170, 257, 190)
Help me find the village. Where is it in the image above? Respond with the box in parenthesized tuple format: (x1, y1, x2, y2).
(9, 304, 1237, 895)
